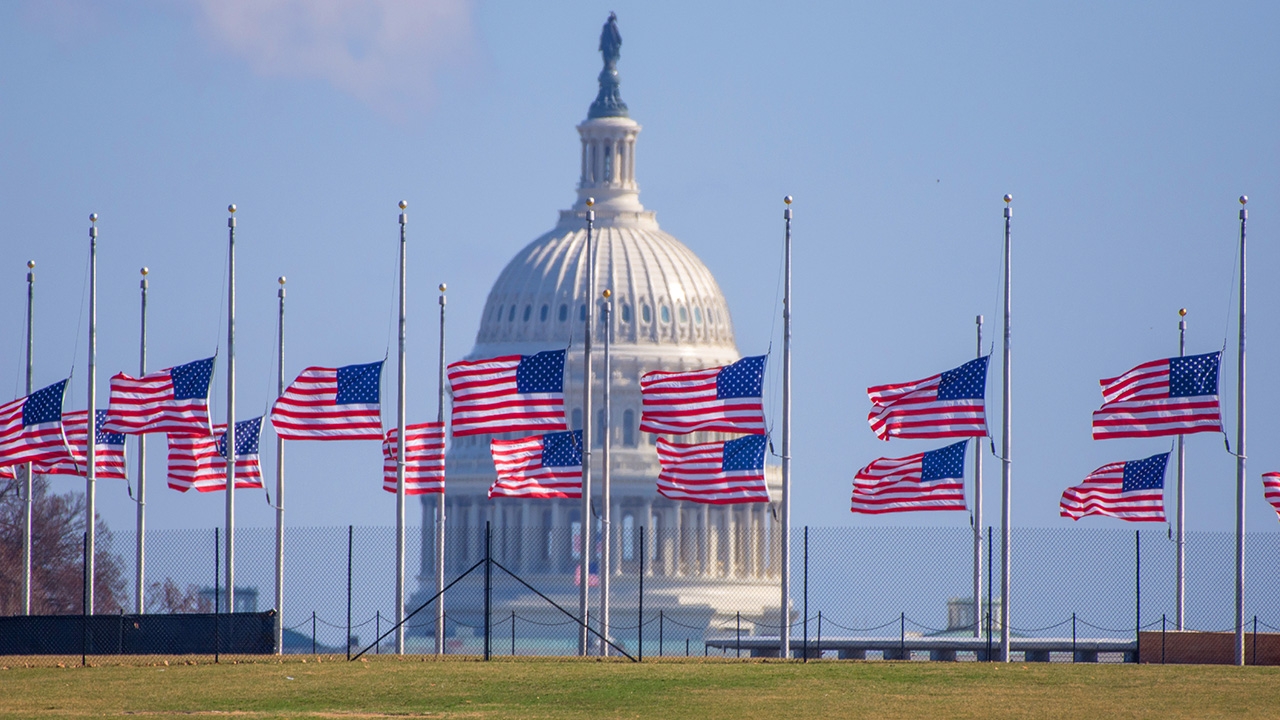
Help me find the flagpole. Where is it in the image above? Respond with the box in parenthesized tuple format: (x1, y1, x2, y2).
(435, 282, 447, 655)
(999, 194, 1012, 662)
(396, 201, 408, 655)
(1176, 308, 1186, 631)
(780, 195, 793, 660)
(135, 267, 149, 615)
(973, 314, 983, 639)
(578, 197, 595, 657)
(274, 275, 286, 654)
(86, 213, 98, 615)
(22, 260, 35, 616)
(600, 288, 612, 656)
(225, 204, 237, 614)
(1233, 195, 1247, 666)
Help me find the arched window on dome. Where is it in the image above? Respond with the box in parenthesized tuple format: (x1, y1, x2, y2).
(623, 409, 636, 446)
(603, 141, 614, 184)
(559, 304, 568, 322)
(660, 305, 670, 323)
(540, 304, 549, 322)
(694, 307, 703, 325)
(621, 304, 632, 323)
(523, 305, 532, 322)
(678, 305, 688, 324)
(642, 304, 651, 323)
(579, 304, 587, 322)
(508, 305, 517, 322)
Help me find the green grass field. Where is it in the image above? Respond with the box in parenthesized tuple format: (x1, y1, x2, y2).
(2, 656, 1278, 719)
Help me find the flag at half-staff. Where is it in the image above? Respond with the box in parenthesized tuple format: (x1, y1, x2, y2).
(1091, 352, 1223, 439)
(867, 357, 989, 440)
(448, 350, 567, 437)
(640, 355, 767, 435)
(1262, 473, 1280, 522)
(166, 416, 265, 493)
(271, 361, 384, 440)
(851, 440, 968, 514)
(489, 430, 582, 499)
(102, 356, 215, 436)
(37, 409, 126, 480)
(383, 422, 445, 495)
(1059, 452, 1169, 522)
(655, 433, 770, 504)
(0, 379, 70, 468)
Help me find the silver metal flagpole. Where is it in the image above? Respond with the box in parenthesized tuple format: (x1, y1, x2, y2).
(780, 195, 793, 660)
(1176, 307, 1186, 631)
(87, 213, 98, 615)
(135, 267, 149, 614)
(600, 288, 612, 656)
(1000, 194, 1012, 662)
(973, 314, 983, 639)
(225, 204, 237, 614)
(578, 197, 595, 656)
(1234, 195, 1247, 666)
(22, 260, 35, 616)
(435, 282, 447, 655)
(396, 201, 408, 655)
(274, 275, 286, 654)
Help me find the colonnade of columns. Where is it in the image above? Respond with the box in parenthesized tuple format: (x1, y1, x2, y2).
(580, 135, 638, 188)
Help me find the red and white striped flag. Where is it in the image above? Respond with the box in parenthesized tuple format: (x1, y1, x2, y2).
(1091, 352, 1223, 439)
(1060, 452, 1168, 522)
(0, 379, 70, 468)
(449, 351, 567, 438)
(36, 410, 127, 480)
(271, 362, 384, 440)
(851, 441, 968, 514)
(382, 422, 445, 495)
(640, 356, 767, 436)
(166, 417, 264, 493)
(1262, 473, 1280, 522)
(102, 357, 214, 436)
(867, 357, 989, 441)
(655, 434, 770, 504)
(489, 430, 582, 499)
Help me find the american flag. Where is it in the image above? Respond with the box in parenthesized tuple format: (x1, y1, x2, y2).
(1059, 452, 1168, 522)
(36, 410, 127, 480)
(270, 362, 384, 440)
(383, 422, 445, 495)
(655, 433, 770, 504)
(0, 379, 69, 468)
(1262, 473, 1280, 523)
(166, 416, 264, 493)
(449, 350, 567, 438)
(851, 440, 968, 514)
(1091, 352, 1222, 439)
(488, 430, 582, 499)
(867, 357, 989, 441)
(102, 357, 214, 436)
(639, 355, 767, 436)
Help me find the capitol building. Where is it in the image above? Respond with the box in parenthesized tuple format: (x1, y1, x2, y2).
(414, 16, 783, 639)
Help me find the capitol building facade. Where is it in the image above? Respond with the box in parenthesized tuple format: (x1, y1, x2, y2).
(414, 17, 783, 636)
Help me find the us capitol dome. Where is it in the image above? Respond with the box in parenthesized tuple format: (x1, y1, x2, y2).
(414, 14, 783, 641)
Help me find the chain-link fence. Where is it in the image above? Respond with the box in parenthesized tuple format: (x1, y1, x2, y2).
(2, 522, 1278, 665)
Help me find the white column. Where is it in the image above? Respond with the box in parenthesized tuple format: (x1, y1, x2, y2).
(725, 506, 737, 579)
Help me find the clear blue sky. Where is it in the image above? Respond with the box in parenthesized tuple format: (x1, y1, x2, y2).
(1, 1, 1277, 535)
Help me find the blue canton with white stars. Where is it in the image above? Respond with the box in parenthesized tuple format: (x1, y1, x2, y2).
(336, 362, 383, 404)
(542, 430, 582, 468)
(1168, 352, 1220, 398)
(937, 356, 989, 401)
(721, 434, 767, 472)
(1122, 453, 1169, 493)
(217, 416, 262, 459)
(517, 350, 566, 394)
(716, 355, 766, 400)
(94, 410, 125, 445)
(23, 379, 66, 427)
(171, 357, 214, 401)
(921, 441, 968, 482)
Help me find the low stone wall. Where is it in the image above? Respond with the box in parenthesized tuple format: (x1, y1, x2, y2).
(1138, 630, 1280, 665)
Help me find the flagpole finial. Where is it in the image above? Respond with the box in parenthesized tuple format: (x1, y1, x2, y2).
(278, 276, 286, 285)
(1003, 194, 1013, 204)
(227, 204, 236, 214)
(438, 283, 446, 293)
(89, 213, 98, 223)
(586, 197, 595, 207)
(602, 289, 611, 299)
(1239, 195, 1248, 205)
(1178, 308, 1187, 317)
(783, 195, 792, 205)
(399, 200, 408, 210)
(27, 260, 34, 270)
(141, 266, 149, 276)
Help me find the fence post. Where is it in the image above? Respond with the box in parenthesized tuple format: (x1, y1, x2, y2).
(736, 611, 741, 658)
(638, 525, 644, 663)
(511, 610, 516, 656)
(900, 611, 906, 660)
(1253, 616, 1258, 666)
(484, 521, 491, 662)
(987, 525, 993, 661)
(311, 611, 316, 655)
(659, 610, 663, 657)
(816, 611, 822, 659)
(214, 527, 220, 663)
(346, 525, 353, 661)
(376, 611, 381, 655)
(1162, 614, 1166, 664)
(1072, 612, 1076, 662)
(802, 525, 809, 662)
(82, 531, 88, 667)
(1134, 530, 1140, 664)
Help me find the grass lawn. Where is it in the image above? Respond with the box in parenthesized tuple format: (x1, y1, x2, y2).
(2, 655, 1278, 719)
